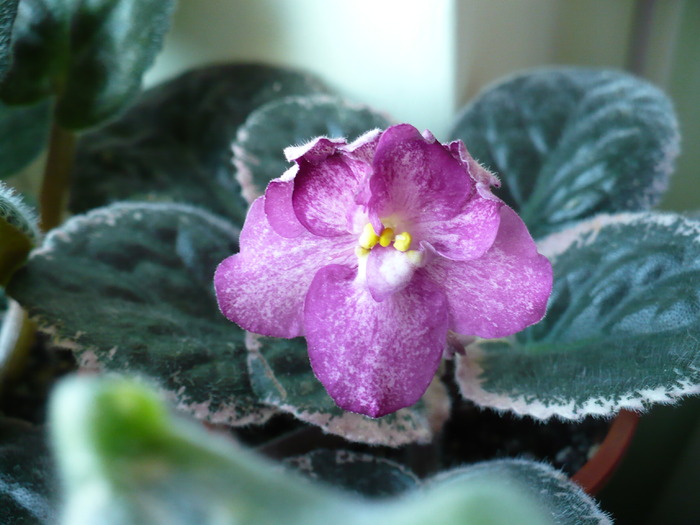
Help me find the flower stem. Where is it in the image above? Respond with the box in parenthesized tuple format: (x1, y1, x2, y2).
(39, 123, 76, 232)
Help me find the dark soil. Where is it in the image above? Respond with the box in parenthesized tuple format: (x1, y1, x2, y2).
(439, 399, 610, 476)
(0, 337, 76, 424)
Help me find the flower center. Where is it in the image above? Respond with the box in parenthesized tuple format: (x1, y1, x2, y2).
(356, 222, 413, 256)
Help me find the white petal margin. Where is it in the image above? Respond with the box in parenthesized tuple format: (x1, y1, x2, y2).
(455, 211, 700, 420)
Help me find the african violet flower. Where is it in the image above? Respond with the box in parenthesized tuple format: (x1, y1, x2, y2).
(215, 124, 552, 417)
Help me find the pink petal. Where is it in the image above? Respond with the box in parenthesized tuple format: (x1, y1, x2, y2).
(368, 124, 475, 224)
(366, 246, 418, 301)
(215, 198, 355, 338)
(426, 206, 553, 338)
(415, 194, 503, 261)
(447, 140, 501, 194)
(265, 171, 306, 238)
(340, 128, 382, 164)
(292, 154, 370, 236)
(304, 264, 449, 417)
(284, 136, 347, 163)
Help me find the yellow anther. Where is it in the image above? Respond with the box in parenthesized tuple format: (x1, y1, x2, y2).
(394, 232, 412, 252)
(379, 227, 394, 247)
(355, 246, 370, 257)
(358, 223, 380, 250)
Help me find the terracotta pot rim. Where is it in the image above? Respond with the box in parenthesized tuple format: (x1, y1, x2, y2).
(571, 409, 639, 495)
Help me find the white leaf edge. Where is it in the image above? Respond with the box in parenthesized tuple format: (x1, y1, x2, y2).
(232, 94, 393, 204)
(246, 332, 450, 446)
(22, 202, 277, 426)
(456, 211, 700, 420)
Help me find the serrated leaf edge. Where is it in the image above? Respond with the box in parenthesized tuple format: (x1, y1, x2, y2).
(285, 449, 421, 488)
(0, 181, 40, 243)
(246, 333, 443, 446)
(232, 93, 393, 205)
(456, 211, 700, 420)
(31, 201, 240, 258)
(537, 211, 700, 260)
(21, 201, 276, 426)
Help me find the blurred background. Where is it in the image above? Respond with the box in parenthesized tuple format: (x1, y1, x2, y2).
(144, 1, 699, 523)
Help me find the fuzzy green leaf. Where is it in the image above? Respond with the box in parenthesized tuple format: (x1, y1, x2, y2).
(0, 0, 73, 105)
(0, 0, 174, 129)
(55, 0, 176, 129)
(7, 203, 273, 425)
(424, 460, 611, 525)
(234, 94, 391, 202)
(247, 335, 450, 446)
(450, 68, 679, 237)
(71, 63, 331, 224)
(0, 182, 39, 285)
(284, 450, 419, 498)
(0, 98, 50, 178)
(0, 418, 56, 524)
(51, 375, 609, 525)
(457, 212, 700, 420)
(0, 0, 18, 80)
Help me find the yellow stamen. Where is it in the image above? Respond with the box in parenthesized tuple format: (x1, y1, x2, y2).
(358, 223, 379, 250)
(394, 232, 412, 252)
(355, 246, 370, 257)
(379, 227, 394, 247)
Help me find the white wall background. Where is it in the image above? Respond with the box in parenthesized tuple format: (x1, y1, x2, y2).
(145, 0, 697, 210)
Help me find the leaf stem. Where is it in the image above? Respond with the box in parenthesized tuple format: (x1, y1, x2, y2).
(39, 123, 76, 232)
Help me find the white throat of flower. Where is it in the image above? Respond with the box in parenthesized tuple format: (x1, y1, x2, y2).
(354, 221, 423, 288)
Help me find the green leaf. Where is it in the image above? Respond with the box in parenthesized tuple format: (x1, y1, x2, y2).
(51, 375, 608, 525)
(0, 0, 18, 80)
(284, 449, 419, 498)
(234, 94, 391, 202)
(247, 335, 450, 446)
(71, 63, 332, 224)
(450, 68, 679, 238)
(0, 0, 175, 129)
(0, 418, 57, 524)
(50, 374, 362, 525)
(421, 460, 610, 525)
(0, 182, 39, 286)
(55, 0, 176, 129)
(7, 203, 273, 425)
(0, 0, 74, 105)
(456, 212, 700, 419)
(0, 98, 51, 178)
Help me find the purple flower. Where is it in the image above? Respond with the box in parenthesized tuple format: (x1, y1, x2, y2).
(215, 124, 552, 417)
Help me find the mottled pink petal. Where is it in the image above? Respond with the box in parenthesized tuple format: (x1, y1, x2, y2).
(365, 246, 418, 301)
(415, 195, 503, 260)
(292, 154, 371, 237)
(425, 206, 552, 338)
(341, 128, 382, 164)
(447, 140, 501, 190)
(304, 264, 449, 417)
(284, 136, 346, 163)
(265, 170, 306, 238)
(369, 124, 475, 223)
(215, 198, 355, 338)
